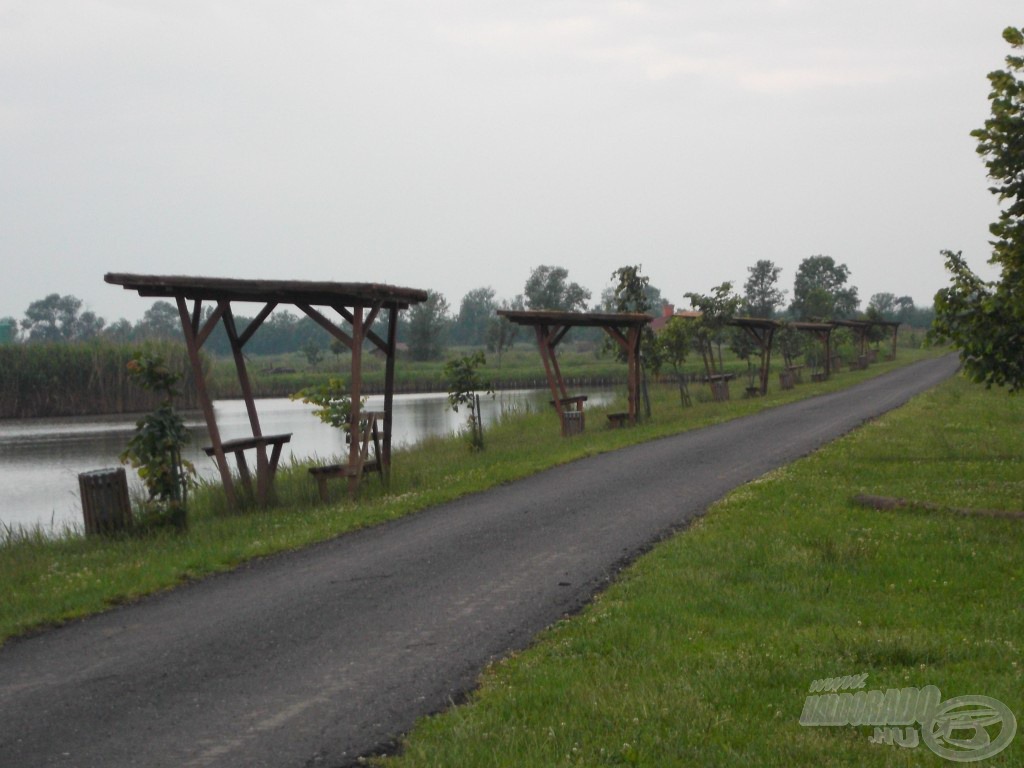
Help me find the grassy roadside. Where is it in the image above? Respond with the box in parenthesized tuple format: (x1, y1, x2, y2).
(374, 373, 1023, 767)
(0, 348, 939, 645)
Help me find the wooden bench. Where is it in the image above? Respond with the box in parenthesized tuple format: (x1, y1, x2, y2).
(308, 412, 384, 502)
(607, 412, 630, 429)
(204, 433, 292, 505)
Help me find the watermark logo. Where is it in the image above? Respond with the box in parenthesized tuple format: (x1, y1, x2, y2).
(800, 675, 1016, 762)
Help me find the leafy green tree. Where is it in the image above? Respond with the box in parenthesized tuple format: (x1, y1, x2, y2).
(655, 316, 694, 407)
(523, 265, 591, 311)
(407, 290, 451, 361)
(729, 326, 760, 390)
(743, 260, 785, 318)
(599, 270, 664, 314)
(790, 256, 859, 319)
(290, 378, 357, 433)
(776, 324, 806, 368)
(933, 27, 1024, 391)
(22, 293, 106, 342)
(452, 287, 497, 346)
(121, 351, 195, 529)
(684, 283, 742, 390)
(444, 351, 494, 451)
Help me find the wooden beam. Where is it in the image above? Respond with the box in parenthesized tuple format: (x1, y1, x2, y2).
(195, 302, 227, 349)
(333, 303, 389, 352)
(237, 302, 277, 348)
(297, 303, 354, 350)
(603, 325, 629, 350)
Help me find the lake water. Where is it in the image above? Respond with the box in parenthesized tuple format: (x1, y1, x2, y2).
(0, 388, 616, 533)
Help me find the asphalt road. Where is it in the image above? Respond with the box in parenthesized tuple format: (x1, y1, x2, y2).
(0, 354, 960, 768)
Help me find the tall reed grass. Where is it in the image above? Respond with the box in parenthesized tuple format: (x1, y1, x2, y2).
(0, 340, 201, 418)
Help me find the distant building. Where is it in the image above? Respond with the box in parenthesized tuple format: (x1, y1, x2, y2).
(649, 304, 701, 333)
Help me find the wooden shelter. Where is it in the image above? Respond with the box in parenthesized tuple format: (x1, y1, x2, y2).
(105, 273, 428, 507)
(729, 317, 781, 396)
(790, 321, 836, 380)
(496, 309, 652, 435)
(831, 319, 874, 368)
(830, 319, 899, 368)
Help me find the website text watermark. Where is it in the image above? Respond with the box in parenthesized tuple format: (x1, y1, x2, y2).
(799, 674, 1016, 762)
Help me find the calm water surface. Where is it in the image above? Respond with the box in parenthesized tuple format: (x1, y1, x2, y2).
(0, 389, 615, 533)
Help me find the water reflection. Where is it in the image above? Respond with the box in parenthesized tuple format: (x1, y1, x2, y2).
(0, 388, 615, 532)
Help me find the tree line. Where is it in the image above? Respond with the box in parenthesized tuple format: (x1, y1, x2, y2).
(0, 257, 934, 365)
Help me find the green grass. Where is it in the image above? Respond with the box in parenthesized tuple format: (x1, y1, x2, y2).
(0, 347, 938, 645)
(373, 373, 1023, 767)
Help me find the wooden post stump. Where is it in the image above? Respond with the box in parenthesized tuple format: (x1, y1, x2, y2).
(79, 468, 133, 535)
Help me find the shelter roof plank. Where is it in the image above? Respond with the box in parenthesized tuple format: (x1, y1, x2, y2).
(105, 273, 429, 309)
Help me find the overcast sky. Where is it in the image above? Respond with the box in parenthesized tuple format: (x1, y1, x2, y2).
(1, 1, 1018, 324)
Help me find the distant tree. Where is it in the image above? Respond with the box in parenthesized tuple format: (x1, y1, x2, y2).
(729, 326, 760, 390)
(302, 339, 325, 369)
(247, 309, 301, 356)
(862, 306, 890, 348)
(407, 290, 451, 361)
(135, 301, 182, 340)
(452, 287, 498, 346)
(21, 293, 105, 342)
(743, 260, 785, 318)
(599, 269, 664, 314)
(893, 296, 917, 324)
(523, 265, 591, 311)
(486, 295, 524, 368)
(775, 324, 806, 367)
(684, 283, 742, 391)
(605, 265, 661, 417)
(932, 27, 1024, 391)
(103, 318, 135, 343)
(790, 256, 859, 320)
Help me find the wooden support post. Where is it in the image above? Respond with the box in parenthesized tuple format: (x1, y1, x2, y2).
(627, 326, 640, 425)
(535, 324, 566, 426)
(222, 304, 272, 505)
(382, 305, 398, 484)
(176, 296, 237, 509)
(348, 305, 364, 498)
(821, 329, 832, 380)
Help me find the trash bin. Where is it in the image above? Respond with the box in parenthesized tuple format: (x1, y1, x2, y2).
(79, 468, 133, 535)
(561, 411, 584, 437)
